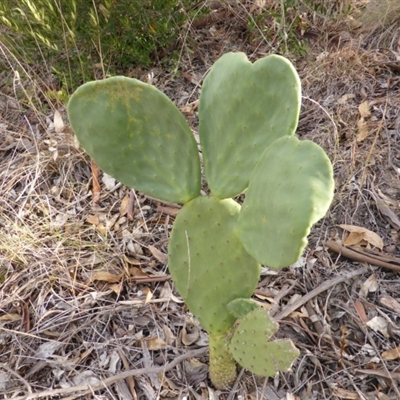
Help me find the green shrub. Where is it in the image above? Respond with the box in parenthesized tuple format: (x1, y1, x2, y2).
(0, 0, 201, 92)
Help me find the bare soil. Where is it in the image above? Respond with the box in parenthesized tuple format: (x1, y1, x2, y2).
(2, 1, 400, 399)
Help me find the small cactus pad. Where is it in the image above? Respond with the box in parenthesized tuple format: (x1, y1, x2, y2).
(229, 308, 299, 377)
(67, 76, 201, 203)
(227, 298, 260, 319)
(209, 333, 237, 389)
(168, 196, 261, 335)
(199, 52, 301, 199)
(236, 135, 334, 268)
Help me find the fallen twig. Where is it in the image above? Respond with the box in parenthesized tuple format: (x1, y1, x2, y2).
(274, 267, 368, 321)
(10, 348, 208, 400)
(325, 240, 400, 272)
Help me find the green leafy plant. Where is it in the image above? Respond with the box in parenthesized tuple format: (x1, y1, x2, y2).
(67, 52, 335, 389)
(0, 0, 199, 91)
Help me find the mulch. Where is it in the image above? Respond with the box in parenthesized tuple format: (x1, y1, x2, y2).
(1, 1, 400, 399)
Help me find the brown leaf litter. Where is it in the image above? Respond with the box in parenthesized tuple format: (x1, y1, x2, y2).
(2, 1, 400, 398)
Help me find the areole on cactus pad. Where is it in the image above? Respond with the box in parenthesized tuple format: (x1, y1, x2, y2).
(67, 51, 334, 389)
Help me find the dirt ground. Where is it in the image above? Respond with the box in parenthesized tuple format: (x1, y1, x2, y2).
(2, 1, 400, 399)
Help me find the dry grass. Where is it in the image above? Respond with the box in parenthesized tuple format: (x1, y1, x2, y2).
(359, 0, 400, 48)
(2, 0, 400, 399)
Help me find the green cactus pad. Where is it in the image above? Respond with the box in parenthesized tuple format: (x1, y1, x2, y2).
(236, 135, 334, 268)
(209, 333, 237, 389)
(168, 196, 261, 335)
(229, 308, 299, 376)
(227, 298, 260, 319)
(67, 76, 201, 203)
(199, 52, 301, 199)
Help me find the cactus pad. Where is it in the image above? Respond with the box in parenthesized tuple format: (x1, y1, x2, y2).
(199, 52, 301, 199)
(229, 308, 299, 377)
(236, 135, 334, 268)
(227, 298, 260, 319)
(67, 76, 201, 203)
(168, 196, 260, 335)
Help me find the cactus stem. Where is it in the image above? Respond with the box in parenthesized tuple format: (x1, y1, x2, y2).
(209, 333, 237, 390)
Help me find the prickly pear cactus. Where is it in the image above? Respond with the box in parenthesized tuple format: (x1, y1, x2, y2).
(168, 196, 260, 335)
(236, 135, 334, 268)
(67, 51, 335, 390)
(67, 77, 201, 204)
(199, 52, 301, 199)
(229, 307, 300, 377)
(227, 298, 260, 319)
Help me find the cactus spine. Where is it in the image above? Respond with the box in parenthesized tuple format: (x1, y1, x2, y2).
(67, 52, 334, 389)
